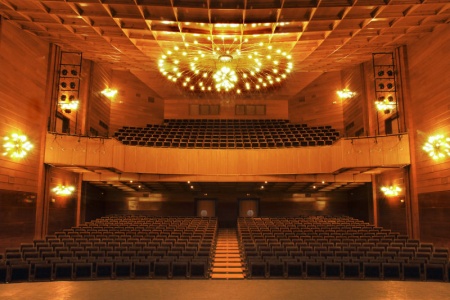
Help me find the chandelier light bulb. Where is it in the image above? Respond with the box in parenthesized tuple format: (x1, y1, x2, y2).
(52, 185, 75, 196)
(381, 186, 402, 197)
(158, 35, 293, 94)
(375, 99, 396, 114)
(337, 89, 356, 99)
(423, 134, 450, 160)
(3, 133, 33, 159)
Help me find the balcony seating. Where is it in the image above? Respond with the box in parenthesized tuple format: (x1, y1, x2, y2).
(113, 119, 341, 149)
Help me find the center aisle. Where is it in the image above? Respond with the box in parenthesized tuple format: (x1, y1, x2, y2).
(211, 229, 245, 279)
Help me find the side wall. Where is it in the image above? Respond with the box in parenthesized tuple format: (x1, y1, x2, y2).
(375, 169, 408, 235)
(288, 71, 345, 132)
(0, 19, 50, 250)
(406, 24, 450, 247)
(164, 98, 289, 120)
(110, 70, 164, 133)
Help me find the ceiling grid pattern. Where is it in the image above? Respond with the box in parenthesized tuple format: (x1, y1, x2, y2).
(0, 0, 448, 72)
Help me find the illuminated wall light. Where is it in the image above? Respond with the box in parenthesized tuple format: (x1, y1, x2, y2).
(337, 89, 356, 99)
(52, 185, 75, 196)
(381, 186, 402, 197)
(422, 134, 450, 160)
(3, 133, 33, 159)
(375, 99, 396, 114)
(101, 88, 118, 98)
(59, 100, 79, 113)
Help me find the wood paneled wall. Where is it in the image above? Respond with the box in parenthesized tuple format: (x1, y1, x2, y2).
(45, 133, 410, 177)
(288, 71, 344, 132)
(46, 167, 79, 234)
(404, 24, 450, 245)
(418, 190, 450, 249)
(0, 189, 37, 252)
(110, 70, 164, 133)
(0, 20, 49, 193)
(347, 184, 372, 223)
(164, 98, 288, 120)
(406, 24, 450, 195)
(375, 168, 408, 235)
(341, 65, 368, 137)
(85, 63, 112, 136)
(82, 182, 107, 222)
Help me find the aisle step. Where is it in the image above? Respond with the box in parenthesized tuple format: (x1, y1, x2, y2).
(210, 228, 245, 280)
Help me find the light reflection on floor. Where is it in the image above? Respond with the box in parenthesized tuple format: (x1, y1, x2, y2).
(1, 280, 449, 300)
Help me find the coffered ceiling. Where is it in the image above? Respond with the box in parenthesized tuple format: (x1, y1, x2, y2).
(0, 1, 448, 97)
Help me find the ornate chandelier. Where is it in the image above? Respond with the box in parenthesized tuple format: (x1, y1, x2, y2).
(158, 36, 293, 94)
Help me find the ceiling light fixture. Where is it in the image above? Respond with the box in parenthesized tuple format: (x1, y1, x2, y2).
(158, 35, 293, 94)
(422, 134, 450, 160)
(3, 133, 33, 159)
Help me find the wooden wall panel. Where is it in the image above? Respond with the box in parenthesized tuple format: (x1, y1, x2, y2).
(418, 190, 450, 249)
(0, 190, 36, 252)
(0, 21, 49, 193)
(375, 168, 407, 235)
(85, 63, 112, 136)
(47, 167, 79, 234)
(347, 184, 372, 223)
(407, 24, 450, 195)
(110, 70, 164, 133)
(341, 65, 369, 137)
(45, 133, 410, 176)
(288, 71, 344, 132)
(196, 199, 216, 217)
(82, 182, 107, 222)
(164, 98, 288, 120)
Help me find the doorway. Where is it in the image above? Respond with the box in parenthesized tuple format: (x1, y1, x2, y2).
(195, 198, 216, 217)
(238, 198, 260, 217)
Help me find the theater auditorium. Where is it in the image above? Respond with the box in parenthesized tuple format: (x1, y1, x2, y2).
(0, 0, 449, 299)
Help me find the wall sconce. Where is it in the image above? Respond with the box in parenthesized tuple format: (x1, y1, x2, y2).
(58, 99, 79, 114)
(422, 134, 450, 160)
(337, 89, 356, 99)
(52, 185, 75, 196)
(101, 88, 118, 98)
(2, 133, 33, 159)
(381, 186, 402, 197)
(375, 98, 396, 114)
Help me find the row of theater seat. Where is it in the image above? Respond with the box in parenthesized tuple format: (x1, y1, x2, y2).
(238, 216, 450, 281)
(113, 119, 340, 149)
(0, 216, 217, 283)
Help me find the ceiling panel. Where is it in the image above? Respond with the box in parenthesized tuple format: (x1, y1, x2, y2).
(0, 0, 447, 98)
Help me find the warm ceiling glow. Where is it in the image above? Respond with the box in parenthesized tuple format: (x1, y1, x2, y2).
(2, 133, 33, 159)
(337, 89, 355, 99)
(381, 186, 402, 197)
(158, 36, 293, 93)
(52, 185, 75, 196)
(423, 134, 450, 160)
(101, 88, 118, 98)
